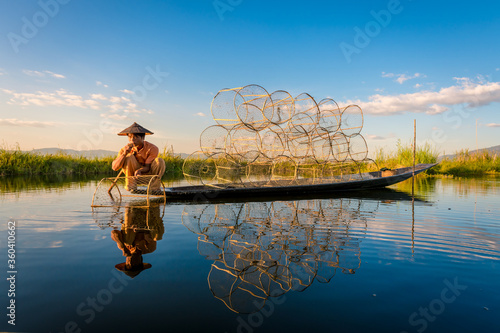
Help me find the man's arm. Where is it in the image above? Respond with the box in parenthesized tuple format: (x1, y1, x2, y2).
(111, 144, 134, 171)
(111, 230, 130, 256)
(134, 143, 158, 175)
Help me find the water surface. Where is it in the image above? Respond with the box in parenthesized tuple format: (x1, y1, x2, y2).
(0, 176, 499, 332)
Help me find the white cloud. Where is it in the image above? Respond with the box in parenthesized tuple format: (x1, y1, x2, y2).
(120, 89, 134, 94)
(0, 118, 57, 127)
(90, 93, 108, 100)
(23, 69, 65, 79)
(382, 72, 425, 84)
(23, 70, 44, 77)
(2, 88, 101, 109)
(365, 134, 387, 140)
(1, 88, 155, 119)
(0, 69, 6, 76)
(195, 112, 206, 117)
(96, 81, 109, 88)
(414, 83, 423, 88)
(100, 114, 128, 120)
(486, 123, 500, 127)
(45, 70, 65, 79)
(343, 78, 500, 116)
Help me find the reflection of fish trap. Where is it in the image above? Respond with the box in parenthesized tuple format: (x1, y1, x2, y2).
(91, 174, 166, 208)
(92, 202, 166, 232)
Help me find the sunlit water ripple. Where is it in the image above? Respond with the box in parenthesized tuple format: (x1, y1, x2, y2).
(0, 176, 498, 332)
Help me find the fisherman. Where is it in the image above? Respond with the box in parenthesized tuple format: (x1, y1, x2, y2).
(112, 122, 166, 191)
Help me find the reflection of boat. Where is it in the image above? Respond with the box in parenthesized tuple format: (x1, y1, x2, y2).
(167, 164, 436, 201)
(182, 198, 380, 313)
(174, 187, 429, 205)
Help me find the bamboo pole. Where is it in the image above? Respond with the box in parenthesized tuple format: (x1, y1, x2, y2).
(412, 119, 416, 256)
(476, 119, 478, 153)
(412, 119, 416, 197)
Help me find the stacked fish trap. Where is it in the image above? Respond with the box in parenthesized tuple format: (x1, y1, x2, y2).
(183, 84, 371, 187)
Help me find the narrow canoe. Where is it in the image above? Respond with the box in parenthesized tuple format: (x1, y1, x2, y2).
(162, 163, 437, 202)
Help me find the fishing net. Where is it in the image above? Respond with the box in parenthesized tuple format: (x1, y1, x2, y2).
(259, 126, 286, 159)
(235, 84, 271, 131)
(182, 197, 377, 312)
(270, 155, 297, 185)
(348, 133, 368, 162)
(92, 203, 165, 242)
(228, 125, 262, 157)
(91, 174, 165, 208)
(317, 98, 340, 138)
(330, 133, 350, 162)
(267, 90, 295, 125)
(182, 151, 217, 186)
(293, 93, 319, 124)
(214, 153, 244, 185)
(340, 104, 363, 137)
(185, 85, 372, 187)
(245, 154, 272, 185)
(200, 125, 230, 156)
(211, 88, 242, 128)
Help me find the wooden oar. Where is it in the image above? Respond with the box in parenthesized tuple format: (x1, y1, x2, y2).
(108, 169, 124, 196)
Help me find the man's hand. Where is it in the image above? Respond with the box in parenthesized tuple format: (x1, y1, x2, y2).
(122, 143, 134, 156)
(134, 164, 151, 177)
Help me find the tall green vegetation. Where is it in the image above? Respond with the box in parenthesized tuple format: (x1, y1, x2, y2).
(432, 149, 499, 176)
(1, 142, 499, 178)
(0, 145, 186, 178)
(158, 145, 184, 178)
(0, 146, 114, 176)
(374, 140, 439, 169)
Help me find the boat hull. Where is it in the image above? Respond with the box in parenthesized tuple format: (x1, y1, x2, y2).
(163, 163, 437, 202)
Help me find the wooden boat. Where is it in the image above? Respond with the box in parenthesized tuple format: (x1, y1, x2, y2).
(162, 163, 437, 202)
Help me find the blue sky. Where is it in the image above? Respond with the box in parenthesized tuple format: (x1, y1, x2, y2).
(0, 0, 499, 156)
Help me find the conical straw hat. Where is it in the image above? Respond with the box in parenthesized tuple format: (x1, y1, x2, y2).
(117, 122, 154, 136)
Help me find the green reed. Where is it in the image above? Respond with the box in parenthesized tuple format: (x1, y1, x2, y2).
(158, 146, 184, 178)
(373, 140, 439, 169)
(432, 149, 500, 176)
(2, 142, 498, 179)
(0, 147, 114, 176)
(368, 142, 499, 177)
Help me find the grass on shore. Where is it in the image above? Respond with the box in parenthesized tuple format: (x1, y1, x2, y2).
(432, 149, 500, 176)
(1, 142, 499, 178)
(373, 140, 439, 169)
(0, 145, 185, 178)
(370, 141, 499, 177)
(0, 147, 115, 176)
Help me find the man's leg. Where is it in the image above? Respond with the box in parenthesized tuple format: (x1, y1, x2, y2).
(148, 158, 166, 191)
(150, 157, 166, 177)
(122, 155, 142, 191)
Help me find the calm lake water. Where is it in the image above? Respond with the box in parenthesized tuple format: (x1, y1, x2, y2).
(0, 176, 499, 333)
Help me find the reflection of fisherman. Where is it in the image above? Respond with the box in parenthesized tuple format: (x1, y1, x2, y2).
(111, 122, 166, 191)
(111, 204, 164, 278)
